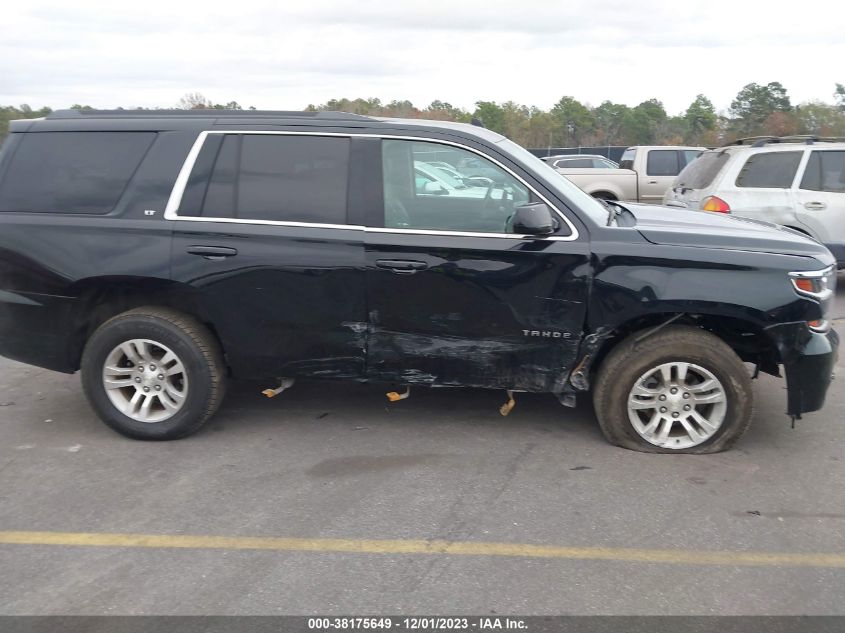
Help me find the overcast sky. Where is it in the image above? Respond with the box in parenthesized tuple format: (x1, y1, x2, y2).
(1, 0, 842, 115)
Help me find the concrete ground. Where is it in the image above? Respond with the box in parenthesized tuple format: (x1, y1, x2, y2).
(0, 278, 844, 615)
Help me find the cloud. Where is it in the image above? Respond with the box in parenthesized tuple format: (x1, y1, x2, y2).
(1, 0, 842, 114)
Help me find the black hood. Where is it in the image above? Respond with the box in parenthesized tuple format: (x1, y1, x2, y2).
(625, 203, 833, 264)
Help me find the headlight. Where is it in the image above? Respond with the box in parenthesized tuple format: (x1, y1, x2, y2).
(790, 266, 835, 300)
(789, 265, 836, 332)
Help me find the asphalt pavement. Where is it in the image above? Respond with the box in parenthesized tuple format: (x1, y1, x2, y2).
(0, 276, 844, 615)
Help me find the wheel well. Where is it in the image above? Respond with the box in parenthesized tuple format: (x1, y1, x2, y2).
(784, 226, 812, 237)
(587, 313, 781, 386)
(66, 278, 226, 371)
(591, 191, 618, 201)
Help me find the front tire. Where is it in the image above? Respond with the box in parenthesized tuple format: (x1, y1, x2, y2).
(593, 325, 752, 453)
(81, 307, 226, 440)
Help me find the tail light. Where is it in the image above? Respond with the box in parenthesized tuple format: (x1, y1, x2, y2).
(701, 196, 730, 213)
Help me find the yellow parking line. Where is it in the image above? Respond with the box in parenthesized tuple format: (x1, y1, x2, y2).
(1, 530, 845, 568)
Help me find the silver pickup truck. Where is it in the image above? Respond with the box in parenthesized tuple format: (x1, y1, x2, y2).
(556, 146, 704, 203)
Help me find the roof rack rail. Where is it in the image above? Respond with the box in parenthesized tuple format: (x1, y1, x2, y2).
(45, 109, 374, 121)
(732, 135, 845, 148)
(731, 136, 778, 146)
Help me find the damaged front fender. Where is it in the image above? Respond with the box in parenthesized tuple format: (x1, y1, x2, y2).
(766, 322, 839, 416)
(567, 326, 615, 392)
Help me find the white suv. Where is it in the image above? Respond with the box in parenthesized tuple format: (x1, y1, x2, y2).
(663, 137, 845, 268)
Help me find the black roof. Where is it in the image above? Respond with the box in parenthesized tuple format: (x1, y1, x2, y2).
(45, 109, 373, 121)
(15, 109, 506, 143)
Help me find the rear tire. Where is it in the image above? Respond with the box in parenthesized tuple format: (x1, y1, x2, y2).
(81, 307, 226, 440)
(593, 325, 752, 453)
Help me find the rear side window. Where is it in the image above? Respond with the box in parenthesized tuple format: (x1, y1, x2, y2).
(646, 150, 680, 176)
(673, 151, 731, 189)
(736, 151, 802, 188)
(619, 148, 636, 170)
(238, 135, 348, 223)
(179, 134, 349, 224)
(800, 151, 845, 193)
(0, 132, 155, 214)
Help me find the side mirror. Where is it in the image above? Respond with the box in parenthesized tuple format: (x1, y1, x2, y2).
(511, 202, 556, 236)
(422, 181, 447, 195)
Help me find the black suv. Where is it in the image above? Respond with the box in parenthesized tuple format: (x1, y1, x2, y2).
(0, 110, 838, 453)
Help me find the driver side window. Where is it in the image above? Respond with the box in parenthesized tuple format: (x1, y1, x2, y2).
(382, 139, 530, 233)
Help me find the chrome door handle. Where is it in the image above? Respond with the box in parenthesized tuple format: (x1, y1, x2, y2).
(804, 201, 827, 210)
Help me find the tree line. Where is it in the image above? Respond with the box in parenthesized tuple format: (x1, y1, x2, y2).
(3, 83, 844, 148)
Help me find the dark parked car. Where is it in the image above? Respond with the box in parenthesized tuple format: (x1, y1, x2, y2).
(0, 110, 838, 453)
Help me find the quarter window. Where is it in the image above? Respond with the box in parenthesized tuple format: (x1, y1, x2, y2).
(0, 132, 155, 214)
(381, 139, 532, 234)
(736, 152, 802, 188)
(179, 134, 350, 224)
(800, 151, 845, 193)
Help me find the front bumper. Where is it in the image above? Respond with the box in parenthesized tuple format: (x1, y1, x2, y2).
(775, 327, 839, 416)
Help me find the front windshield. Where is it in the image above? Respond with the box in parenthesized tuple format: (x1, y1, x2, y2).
(496, 138, 608, 224)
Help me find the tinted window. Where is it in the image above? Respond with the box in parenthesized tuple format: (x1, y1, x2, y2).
(0, 134, 17, 180)
(382, 139, 533, 234)
(800, 151, 845, 193)
(673, 151, 731, 189)
(178, 134, 224, 216)
(0, 132, 155, 214)
(238, 135, 348, 223)
(180, 134, 350, 224)
(203, 135, 239, 217)
(736, 151, 802, 188)
(646, 150, 680, 176)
